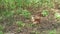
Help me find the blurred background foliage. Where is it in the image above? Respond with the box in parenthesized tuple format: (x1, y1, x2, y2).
(0, 0, 60, 21)
(0, 0, 56, 10)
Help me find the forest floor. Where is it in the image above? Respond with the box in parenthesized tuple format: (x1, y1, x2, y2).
(0, 0, 60, 34)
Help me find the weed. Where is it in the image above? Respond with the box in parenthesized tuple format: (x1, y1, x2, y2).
(16, 8, 22, 14)
(42, 0, 54, 8)
(41, 10, 49, 17)
(48, 29, 56, 34)
(17, 27, 22, 33)
(16, 21, 25, 27)
(21, 9, 31, 18)
(30, 30, 40, 34)
(28, 23, 37, 27)
(0, 25, 4, 31)
(0, 31, 3, 34)
(2, 10, 14, 18)
(54, 13, 60, 20)
(0, 16, 3, 20)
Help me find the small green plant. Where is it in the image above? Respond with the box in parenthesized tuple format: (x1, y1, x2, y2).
(30, 30, 40, 34)
(0, 31, 3, 34)
(16, 8, 22, 14)
(3, 10, 14, 17)
(4, 0, 16, 9)
(48, 29, 56, 34)
(0, 25, 4, 31)
(27, 23, 37, 27)
(54, 13, 60, 20)
(22, 9, 31, 18)
(30, 31, 36, 34)
(17, 27, 22, 33)
(41, 10, 49, 17)
(0, 16, 3, 20)
(16, 21, 25, 27)
(41, 0, 54, 8)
